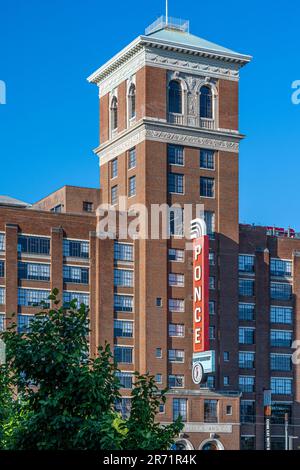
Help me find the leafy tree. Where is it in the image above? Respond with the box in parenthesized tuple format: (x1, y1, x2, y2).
(0, 290, 182, 450)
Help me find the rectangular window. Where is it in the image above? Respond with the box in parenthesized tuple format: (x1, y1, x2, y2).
(63, 265, 89, 284)
(224, 352, 229, 362)
(271, 377, 292, 395)
(271, 282, 292, 300)
(270, 330, 293, 347)
(114, 242, 134, 262)
(63, 291, 89, 307)
(169, 376, 185, 389)
(18, 235, 50, 255)
(82, 201, 93, 213)
(168, 298, 184, 312)
(239, 255, 255, 273)
(0, 233, 5, 251)
(239, 327, 255, 344)
(173, 398, 187, 421)
(203, 375, 215, 389)
(200, 177, 215, 198)
(111, 158, 118, 178)
(209, 301, 215, 315)
(200, 149, 214, 169)
(168, 273, 184, 287)
(209, 326, 215, 339)
(114, 346, 133, 364)
(128, 176, 136, 197)
(116, 372, 133, 389)
(18, 314, 34, 334)
(239, 352, 255, 369)
(168, 323, 185, 337)
(270, 259, 292, 277)
(168, 144, 184, 166)
(63, 239, 89, 259)
(0, 288, 4, 305)
(18, 262, 50, 282)
(241, 400, 255, 423)
(169, 208, 184, 237)
(155, 374, 162, 384)
(0, 313, 5, 331)
(271, 354, 292, 371)
(168, 248, 184, 262)
(241, 436, 256, 450)
(209, 252, 215, 266)
(271, 403, 292, 424)
(115, 398, 131, 419)
(168, 349, 184, 363)
(50, 204, 62, 213)
(156, 348, 162, 358)
(0, 261, 4, 278)
(111, 185, 118, 205)
(168, 173, 184, 194)
(239, 303, 255, 321)
(239, 279, 255, 297)
(128, 148, 136, 169)
(204, 211, 215, 239)
(209, 276, 215, 289)
(18, 288, 50, 307)
(114, 294, 133, 312)
(114, 269, 134, 287)
(204, 400, 218, 423)
(239, 376, 255, 393)
(270, 306, 293, 324)
(114, 320, 134, 338)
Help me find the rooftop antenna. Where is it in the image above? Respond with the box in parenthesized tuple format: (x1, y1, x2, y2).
(166, 0, 169, 26)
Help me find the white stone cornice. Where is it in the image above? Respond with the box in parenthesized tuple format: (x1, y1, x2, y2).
(95, 121, 242, 165)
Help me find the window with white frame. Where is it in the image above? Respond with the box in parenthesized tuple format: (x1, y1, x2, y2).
(111, 158, 118, 179)
(0, 313, 5, 331)
(114, 269, 134, 287)
(128, 148, 136, 169)
(114, 320, 133, 338)
(270, 330, 293, 348)
(168, 349, 184, 363)
(116, 371, 133, 389)
(270, 259, 292, 277)
(270, 306, 293, 324)
(110, 96, 118, 131)
(169, 273, 184, 287)
(18, 314, 34, 334)
(111, 185, 118, 205)
(209, 301, 215, 314)
(168, 298, 184, 312)
(239, 351, 255, 369)
(200, 149, 215, 169)
(114, 346, 133, 364)
(200, 177, 215, 198)
(239, 327, 255, 344)
(239, 303, 255, 321)
(0, 288, 4, 305)
(271, 377, 293, 395)
(209, 326, 215, 340)
(114, 294, 133, 312)
(204, 211, 215, 239)
(169, 375, 185, 389)
(128, 83, 136, 120)
(128, 176, 136, 197)
(239, 254, 255, 273)
(18, 262, 50, 281)
(0, 233, 5, 251)
(63, 291, 89, 307)
(18, 288, 50, 307)
(115, 398, 131, 419)
(173, 398, 187, 421)
(168, 173, 184, 194)
(63, 239, 89, 259)
(0, 261, 4, 278)
(18, 235, 50, 255)
(168, 248, 184, 262)
(169, 208, 184, 237)
(168, 323, 185, 337)
(114, 242, 134, 262)
(209, 252, 215, 266)
(168, 144, 184, 166)
(200, 85, 213, 119)
(209, 276, 215, 290)
(63, 266, 89, 284)
(271, 282, 292, 300)
(239, 376, 255, 393)
(168, 80, 182, 114)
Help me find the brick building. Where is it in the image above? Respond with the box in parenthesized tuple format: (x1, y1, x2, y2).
(1, 16, 299, 450)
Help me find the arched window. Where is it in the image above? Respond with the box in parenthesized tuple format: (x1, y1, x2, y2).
(168, 80, 182, 114)
(200, 86, 213, 119)
(111, 97, 118, 131)
(128, 84, 136, 119)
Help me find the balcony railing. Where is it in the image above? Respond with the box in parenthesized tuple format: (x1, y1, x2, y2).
(168, 113, 216, 130)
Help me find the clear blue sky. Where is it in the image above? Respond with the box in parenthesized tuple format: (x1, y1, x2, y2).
(1, 0, 300, 228)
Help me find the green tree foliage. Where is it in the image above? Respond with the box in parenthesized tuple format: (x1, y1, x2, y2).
(0, 290, 182, 450)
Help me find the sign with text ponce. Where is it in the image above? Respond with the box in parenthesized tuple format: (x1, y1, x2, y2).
(193, 232, 209, 353)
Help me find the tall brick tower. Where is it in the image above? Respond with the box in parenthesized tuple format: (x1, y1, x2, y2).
(88, 16, 251, 450)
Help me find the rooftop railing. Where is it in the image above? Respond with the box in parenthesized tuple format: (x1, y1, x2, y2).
(145, 16, 189, 36)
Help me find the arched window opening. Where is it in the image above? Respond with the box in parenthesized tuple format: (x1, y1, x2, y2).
(168, 80, 182, 114)
(200, 86, 213, 119)
(128, 84, 136, 119)
(111, 97, 118, 131)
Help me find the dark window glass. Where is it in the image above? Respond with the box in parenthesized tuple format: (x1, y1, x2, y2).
(200, 86, 213, 118)
(168, 80, 182, 114)
(168, 145, 184, 165)
(200, 149, 214, 169)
